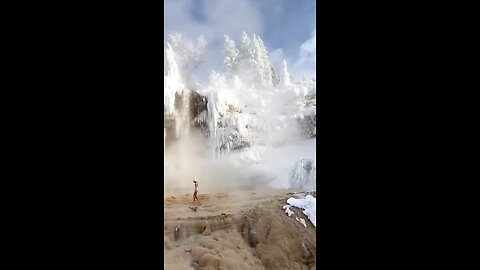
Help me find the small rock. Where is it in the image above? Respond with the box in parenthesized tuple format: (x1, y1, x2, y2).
(213, 236, 219, 241)
(247, 224, 258, 247)
(174, 226, 181, 241)
(203, 227, 211, 236)
(300, 242, 311, 258)
(296, 217, 307, 227)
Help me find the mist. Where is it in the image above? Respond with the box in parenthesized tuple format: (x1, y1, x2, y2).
(164, 129, 271, 197)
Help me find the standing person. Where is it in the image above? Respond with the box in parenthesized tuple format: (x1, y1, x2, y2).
(193, 178, 200, 204)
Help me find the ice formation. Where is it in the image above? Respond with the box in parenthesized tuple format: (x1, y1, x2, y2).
(164, 32, 316, 189)
(289, 159, 316, 190)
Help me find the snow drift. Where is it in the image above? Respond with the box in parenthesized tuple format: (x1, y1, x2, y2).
(287, 195, 316, 227)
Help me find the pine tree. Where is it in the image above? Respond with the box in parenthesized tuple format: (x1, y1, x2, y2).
(240, 31, 253, 62)
(232, 32, 278, 89)
(164, 42, 183, 116)
(271, 65, 280, 86)
(167, 32, 206, 86)
(280, 59, 292, 87)
(253, 35, 273, 88)
(223, 35, 239, 73)
(165, 42, 181, 80)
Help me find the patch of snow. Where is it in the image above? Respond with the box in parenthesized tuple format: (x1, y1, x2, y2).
(289, 159, 316, 190)
(295, 217, 307, 227)
(287, 195, 316, 227)
(282, 205, 295, 216)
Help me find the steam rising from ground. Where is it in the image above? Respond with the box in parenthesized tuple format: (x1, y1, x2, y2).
(164, 130, 270, 197)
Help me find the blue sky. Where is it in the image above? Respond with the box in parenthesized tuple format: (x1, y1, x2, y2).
(164, 0, 316, 83)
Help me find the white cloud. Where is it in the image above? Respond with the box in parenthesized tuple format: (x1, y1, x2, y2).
(165, 0, 316, 82)
(292, 29, 316, 79)
(165, 0, 264, 41)
(165, 0, 265, 83)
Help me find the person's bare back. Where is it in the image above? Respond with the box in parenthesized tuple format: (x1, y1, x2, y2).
(192, 178, 200, 204)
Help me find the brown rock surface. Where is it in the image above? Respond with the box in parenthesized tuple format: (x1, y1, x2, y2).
(164, 189, 316, 270)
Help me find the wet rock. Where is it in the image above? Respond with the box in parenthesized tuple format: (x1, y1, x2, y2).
(191, 90, 207, 119)
(247, 224, 258, 247)
(203, 227, 211, 236)
(174, 226, 180, 241)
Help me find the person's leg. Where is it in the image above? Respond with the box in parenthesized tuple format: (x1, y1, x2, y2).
(192, 193, 195, 204)
(194, 192, 200, 203)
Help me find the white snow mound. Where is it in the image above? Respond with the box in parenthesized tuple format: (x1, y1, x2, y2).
(289, 159, 316, 190)
(286, 195, 316, 227)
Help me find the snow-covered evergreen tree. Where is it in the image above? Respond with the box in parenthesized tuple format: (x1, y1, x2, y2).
(280, 59, 292, 87)
(164, 42, 183, 116)
(224, 35, 239, 73)
(227, 32, 277, 89)
(271, 65, 280, 86)
(167, 32, 206, 87)
(238, 32, 254, 73)
(252, 34, 273, 88)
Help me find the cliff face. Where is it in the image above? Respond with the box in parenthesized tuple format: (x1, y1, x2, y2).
(164, 88, 207, 147)
(164, 81, 317, 155)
